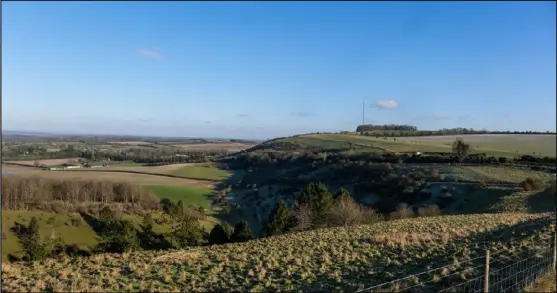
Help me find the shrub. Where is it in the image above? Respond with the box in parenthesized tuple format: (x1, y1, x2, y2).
(390, 203, 414, 220)
(330, 191, 364, 227)
(137, 214, 172, 250)
(208, 224, 231, 245)
(417, 205, 441, 217)
(10, 217, 59, 261)
(230, 220, 253, 243)
(96, 219, 140, 253)
(160, 198, 175, 214)
(265, 200, 295, 237)
(296, 183, 334, 224)
(171, 213, 203, 248)
(2, 232, 8, 240)
(521, 178, 543, 191)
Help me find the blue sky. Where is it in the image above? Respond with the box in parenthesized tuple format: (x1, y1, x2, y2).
(2, 2, 555, 139)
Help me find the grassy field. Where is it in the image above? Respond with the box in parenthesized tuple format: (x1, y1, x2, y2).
(145, 185, 214, 210)
(2, 212, 553, 292)
(295, 134, 557, 157)
(1, 210, 218, 261)
(169, 164, 231, 180)
(399, 134, 556, 157)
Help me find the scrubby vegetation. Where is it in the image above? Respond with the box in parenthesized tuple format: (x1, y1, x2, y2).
(2, 212, 554, 292)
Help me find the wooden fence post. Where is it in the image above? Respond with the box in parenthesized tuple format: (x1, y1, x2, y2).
(553, 229, 557, 272)
(484, 249, 490, 293)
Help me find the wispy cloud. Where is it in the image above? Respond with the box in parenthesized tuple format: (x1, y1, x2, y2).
(204, 120, 212, 124)
(290, 111, 315, 118)
(372, 99, 398, 109)
(236, 113, 249, 118)
(138, 48, 162, 59)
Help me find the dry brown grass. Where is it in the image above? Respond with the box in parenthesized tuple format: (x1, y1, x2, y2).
(524, 270, 556, 292)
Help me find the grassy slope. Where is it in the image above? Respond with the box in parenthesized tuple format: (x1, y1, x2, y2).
(2, 213, 554, 292)
(1, 210, 217, 261)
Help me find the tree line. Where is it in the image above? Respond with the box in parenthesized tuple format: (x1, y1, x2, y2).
(1, 176, 160, 212)
(358, 126, 556, 137)
(79, 149, 227, 164)
(356, 124, 418, 132)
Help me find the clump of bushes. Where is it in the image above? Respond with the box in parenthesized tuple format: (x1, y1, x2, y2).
(520, 177, 543, 191)
(10, 217, 62, 261)
(417, 205, 441, 217)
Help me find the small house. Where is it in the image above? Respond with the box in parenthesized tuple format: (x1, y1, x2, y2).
(61, 163, 81, 169)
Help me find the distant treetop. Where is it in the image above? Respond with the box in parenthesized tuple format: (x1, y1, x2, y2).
(356, 124, 418, 132)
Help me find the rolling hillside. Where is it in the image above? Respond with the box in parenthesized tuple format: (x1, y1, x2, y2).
(2, 212, 554, 292)
(249, 133, 556, 158)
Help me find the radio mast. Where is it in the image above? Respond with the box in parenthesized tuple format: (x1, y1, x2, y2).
(362, 100, 365, 125)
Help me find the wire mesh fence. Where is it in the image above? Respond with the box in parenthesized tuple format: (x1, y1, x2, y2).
(439, 247, 553, 293)
(353, 236, 555, 293)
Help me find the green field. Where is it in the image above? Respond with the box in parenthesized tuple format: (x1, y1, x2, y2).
(1, 210, 218, 261)
(169, 165, 231, 180)
(146, 185, 213, 210)
(1, 211, 165, 261)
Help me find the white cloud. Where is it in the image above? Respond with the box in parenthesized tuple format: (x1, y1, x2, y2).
(138, 48, 162, 58)
(373, 99, 398, 109)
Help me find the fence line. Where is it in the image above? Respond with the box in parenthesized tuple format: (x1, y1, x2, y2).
(354, 232, 556, 293)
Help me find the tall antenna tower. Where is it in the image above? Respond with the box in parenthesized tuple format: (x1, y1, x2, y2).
(362, 100, 365, 125)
